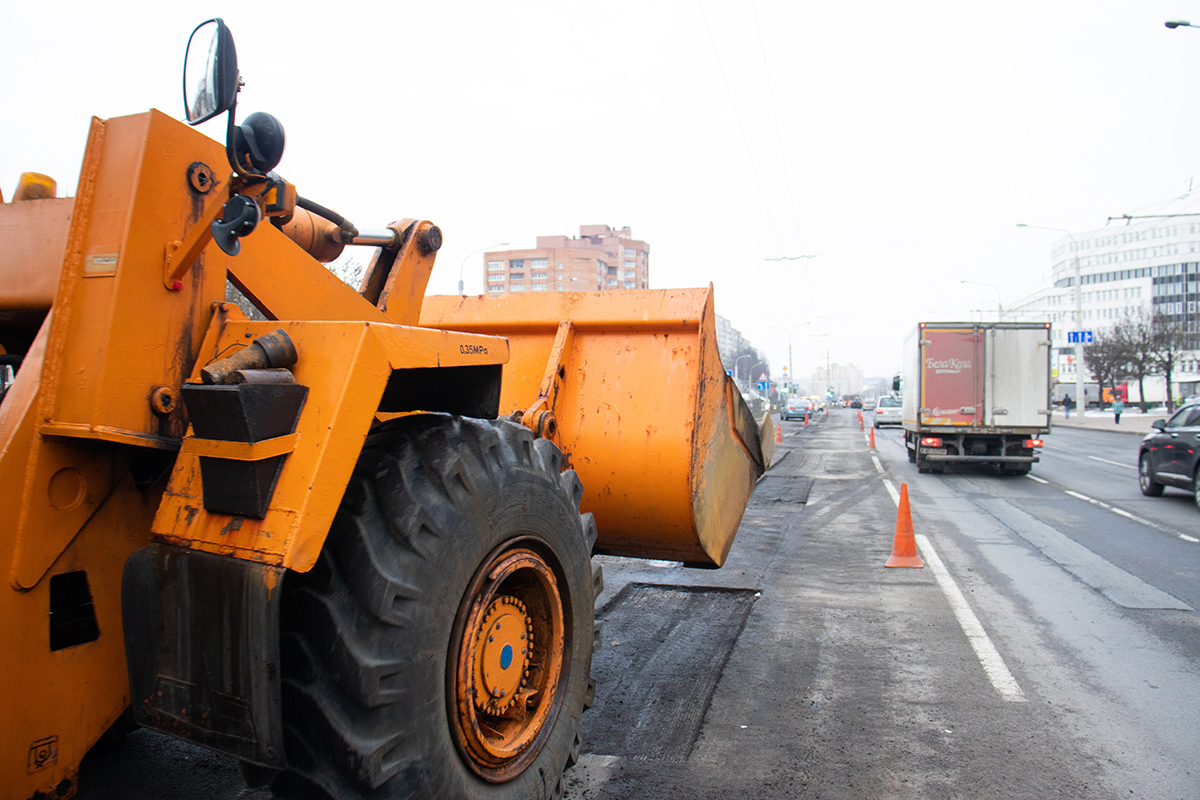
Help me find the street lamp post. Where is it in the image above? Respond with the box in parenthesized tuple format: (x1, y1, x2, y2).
(750, 362, 765, 390)
(1166, 20, 1200, 29)
(771, 324, 810, 390)
(960, 280, 1004, 321)
(1018, 223, 1083, 413)
(459, 242, 509, 296)
(735, 354, 752, 387)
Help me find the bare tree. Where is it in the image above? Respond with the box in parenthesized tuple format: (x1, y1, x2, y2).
(328, 255, 367, 290)
(1151, 310, 1189, 413)
(1084, 329, 1130, 409)
(1117, 314, 1156, 412)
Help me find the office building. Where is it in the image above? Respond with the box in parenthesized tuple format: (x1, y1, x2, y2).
(1010, 220, 1200, 393)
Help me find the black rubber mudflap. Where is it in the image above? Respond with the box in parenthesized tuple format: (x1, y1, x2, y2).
(122, 543, 286, 767)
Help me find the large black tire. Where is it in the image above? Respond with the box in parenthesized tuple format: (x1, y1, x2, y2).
(272, 414, 599, 800)
(1193, 467, 1200, 512)
(1139, 454, 1164, 497)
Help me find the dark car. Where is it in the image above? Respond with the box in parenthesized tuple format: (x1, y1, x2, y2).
(1139, 398, 1200, 510)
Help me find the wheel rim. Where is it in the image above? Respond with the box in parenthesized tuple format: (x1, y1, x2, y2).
(1140, 458, 1150, 491)
(450, 541, 568, 782)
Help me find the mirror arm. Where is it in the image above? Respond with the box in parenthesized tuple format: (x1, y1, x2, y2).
(163, 176, 269, 290)
(163, 181, 229, 290)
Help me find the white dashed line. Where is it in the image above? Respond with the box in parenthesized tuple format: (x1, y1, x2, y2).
(1025, 475, 1049, 484)
(1062, 489, 1195, 542)
(882, 479, 900, 505)
(1065, 489, 1106, 507)
(1088, 456, 1136, 470)
(871, 455, 885, 474)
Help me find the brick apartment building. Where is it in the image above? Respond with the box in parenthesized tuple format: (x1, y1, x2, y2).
(483, 225, 650, 294)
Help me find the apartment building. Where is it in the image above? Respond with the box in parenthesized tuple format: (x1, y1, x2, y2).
(482, 225, 650, 294)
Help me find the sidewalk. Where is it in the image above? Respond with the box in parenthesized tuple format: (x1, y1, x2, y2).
(1051, 409, 1168, 435)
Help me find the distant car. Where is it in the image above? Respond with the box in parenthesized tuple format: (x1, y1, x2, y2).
(862, 399, 877, 411)
(781, 397, 812, 421)
(873, 396, 902, 428)
(850, 398, 862, 409)
(1139, 398, 1200, 510)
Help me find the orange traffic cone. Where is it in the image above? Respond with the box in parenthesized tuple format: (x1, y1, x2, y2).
(775, 421, 783, 444)
(859, 415, 864, 431)
(804, 413, 809, 427)
(886, 483, 924, 569)
(869, 426, 875, 449)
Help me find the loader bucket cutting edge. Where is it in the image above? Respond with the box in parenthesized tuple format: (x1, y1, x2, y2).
(420, 286, 767, 568)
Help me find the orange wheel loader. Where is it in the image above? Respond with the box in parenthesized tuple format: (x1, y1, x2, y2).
(0, 19, 773, 800)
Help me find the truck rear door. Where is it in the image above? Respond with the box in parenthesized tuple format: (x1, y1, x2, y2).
(920, 327, 982, 426)
(985, 327, 1050, 428)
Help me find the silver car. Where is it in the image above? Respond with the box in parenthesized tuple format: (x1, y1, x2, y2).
(873, 396, 902, 428)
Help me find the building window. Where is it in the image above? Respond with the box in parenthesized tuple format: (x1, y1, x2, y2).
(607, 278, 618, 286)
(487, 274, 505, 283)
(488, 285, 504, 293)
(557, 273, 563, 280)
(487, 261, 504, 271)
(510, 259, 525, 270)
(532, 271, 548, 279)
(624, 261, 635, 270)
(622, 270, 636, 279)
(557, 284, 564, 291)
(532, 283, 548, 291)
(623, 281, 635, 289)
(511, 284, 525, 292)
(510, 272, 525, 280)
(531, 258, 548, 270)
(623, 248, 635, 258)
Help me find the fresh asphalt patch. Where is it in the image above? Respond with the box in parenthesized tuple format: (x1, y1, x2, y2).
(582, 583, 759, 762)
(753, 475, 813, 504)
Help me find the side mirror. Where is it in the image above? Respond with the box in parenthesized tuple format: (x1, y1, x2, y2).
(183, 18, 239, 125)
(1152, 419, 1166, 431)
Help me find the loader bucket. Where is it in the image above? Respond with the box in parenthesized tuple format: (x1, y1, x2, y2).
(420, 286, 768, 568)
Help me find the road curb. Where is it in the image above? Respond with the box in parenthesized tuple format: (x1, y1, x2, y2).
(1051, 422, 1154, 436)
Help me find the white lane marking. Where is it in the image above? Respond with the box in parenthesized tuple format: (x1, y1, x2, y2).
(1025, 474, 1049, 484)
(1089, 456, 1136, 470)
(1065, 489, 1105, 506)
(1063, 490, 1194, 543)
(871, 455, 884, 474)
(914, 533, 1028, 703)
(884, 480, 1026, 701)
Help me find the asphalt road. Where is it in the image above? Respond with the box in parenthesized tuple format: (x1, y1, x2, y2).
(75, 410, 1200, 799)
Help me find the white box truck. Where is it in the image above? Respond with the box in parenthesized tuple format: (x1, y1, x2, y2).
(901, 322, 1052, 475)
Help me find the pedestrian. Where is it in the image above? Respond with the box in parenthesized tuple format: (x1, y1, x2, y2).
(1112, 397, 1124, 425)
(1063, 393, 1072, 420)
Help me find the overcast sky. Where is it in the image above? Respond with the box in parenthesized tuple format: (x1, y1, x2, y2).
(6, 1, 1200, 380)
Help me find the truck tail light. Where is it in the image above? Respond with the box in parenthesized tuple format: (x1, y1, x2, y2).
(1024, 439, 1044, 448)
(920, 437, 942, 447)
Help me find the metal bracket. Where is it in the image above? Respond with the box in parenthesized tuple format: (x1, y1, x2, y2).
(163, 176, 272, 291)
(521, 321, 575, 444)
